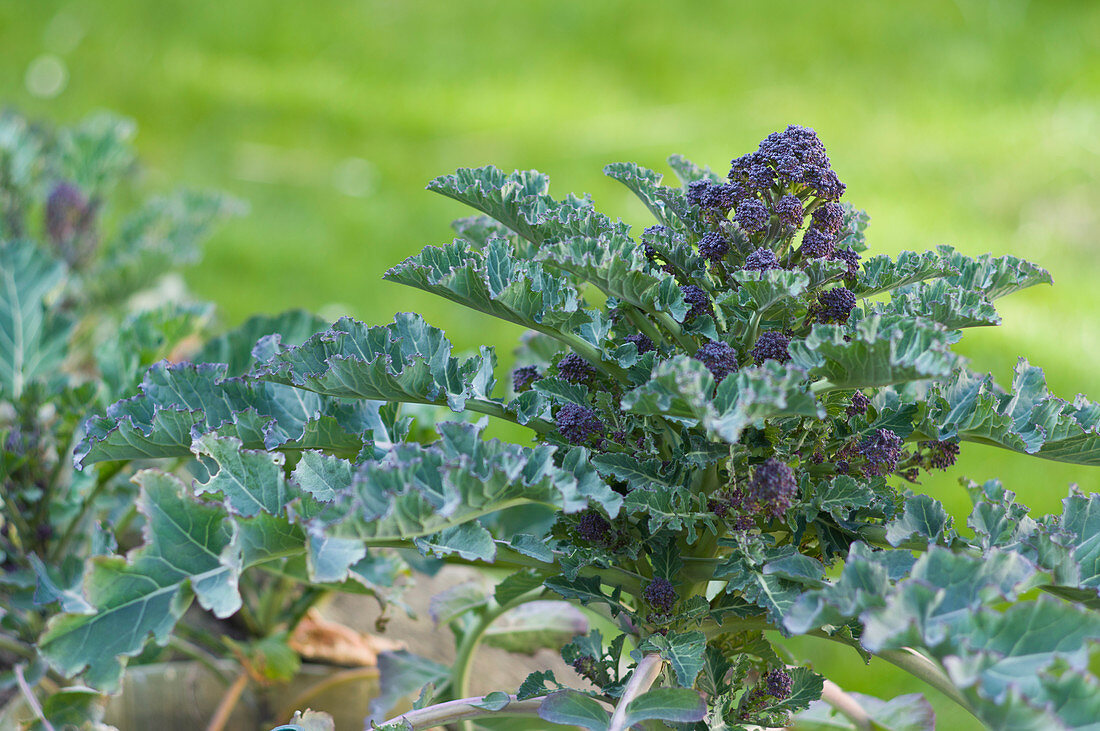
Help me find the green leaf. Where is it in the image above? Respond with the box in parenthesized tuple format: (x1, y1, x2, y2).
(637, 630, 707, 687)
(483, 601, 589, 655)
(706, 361, 824, 443)
(39, 471, 243, 690)
(884, 495, 953, 547)
(853, 250, 955, 298)
(384, 238, 591, 339)
(872, 278, 1001, 330)
(76, 361, 381, 467)
(788, 315, 957, 389)
(193, 433, 299, 518)
(720, 269, 810, 323)
(427, 165, 626, 245)
(494, 569, 548, 606)
(536, 233, 688, 322)
(621, 688, 707, 726)
(273, 710, 336, 731)
(794, 692, 935, 731)
(918, 360, 1100, 465)
(0, 239, 71, 398)
(86, 189, 244, 305)
(604, 162, 690, 230)
(937, 245, 1053, 299)
(538, 690, 611, 730)
(835, 204, 871, 253)
(471, 691, 512, 711)
(666, 154, 722, 185)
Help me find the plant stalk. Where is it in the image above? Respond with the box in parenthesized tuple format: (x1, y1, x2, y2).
(14, 664, 55, 731)
(377, 694, 548, 730)
(205, 669, 250, 731)
(819, 679, 872, 730)
(608, 653, 665, 731)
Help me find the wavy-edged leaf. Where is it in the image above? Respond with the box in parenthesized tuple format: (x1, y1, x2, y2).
(536, 233, 687, 321)
(622, 688, 707, 726)
(637, 630, 707, 687)
(538, 690, 611, 730)
(853, 250, 955, 298)
(705, 361, 824, 443)
(795, 691, 935, 731)
(718, 269, 809, 326)
(75, 361, 384, 467)
(666, 154, 722, 186)
(789, 315, 957, 389)
(384, 238, 590, 337)
(39, 471, 243, 690)
(605, 162, 688, 230)
(937, 245, 1053, 300)
(918, 360, 1100, 465)
(0, 239, 71, 398)
(835, 204, 871, 253)
(427, 165, 626, 245)
(872, 278, 1001, 330)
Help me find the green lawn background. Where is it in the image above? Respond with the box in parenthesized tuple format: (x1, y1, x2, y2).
(3, 1, 1099, 726)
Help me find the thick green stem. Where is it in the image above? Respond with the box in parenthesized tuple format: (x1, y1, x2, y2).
(0, 632, 36, 660)
(623, 306, 666, 349)
(650, 310, 698, 352)
(14, 664, 54, 731)
(464, 398, 554, 434)
(608, 654, 665, 731)
(449, 591, 547, 731)
(875, 647, 978, 720)
(376, 694, 551, 730)
(819, 679, 872, 730)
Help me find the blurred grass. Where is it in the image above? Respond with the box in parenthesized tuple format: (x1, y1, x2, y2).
(3, 1, 1100, 726)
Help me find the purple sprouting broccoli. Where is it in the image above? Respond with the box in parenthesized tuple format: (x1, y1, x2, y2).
(556, 403, 604, 445)
(859, 428, 904, 476)
(799, 227, 835, 259)
(643, 577, 678, 613)
(846, 391, 871, 418)
(832, 247, 862, 278)
(698, 231, 730, 262)
(922, 440, 960, 470)
(751, 331, 792, 365)
(814, 286, 857, 324)
(734, 198, 769, 234)
(572, 655, 602, 685)
(707, 487, 747, 518)
(747, 458, 798, 519)
(576, 510, 613, 543)
(624, 333, 655, 354)
(811, 201, 844, 235)
(733, 125, 846, 201)
(743, 247, 782, 272)
(641, 225, 668, 262)
(763, 669, 793, 699)
(732, 515, 756, 531)
(774, 195, 805, 230)
(681, 284, 711, 322)
(512, 365, 541, 393)
(557, 353, 596, 384)
(835, 459, 851, 475)
(45, 181, 92, 245)
(694, 341, 739, 383)
(685, 179, 712, 207)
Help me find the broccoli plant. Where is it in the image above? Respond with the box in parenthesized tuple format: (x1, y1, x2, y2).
(45, 126, 1100, 729)
(0, 110, 240, 719)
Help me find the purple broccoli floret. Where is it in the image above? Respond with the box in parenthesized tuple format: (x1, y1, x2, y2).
(512, 365, 541, 393)
(694, 341, 739, 383)
(556, 403, 604, 445)
(743, 247, 782, 272)
(799, 226, 835, 259)
(747, 458, 798, 519)
(811, 201, 844, 235)
(774, 195, 805, 230)
(643, 577, 678, 613)
(814, 287, 857, 324)
(681, 284, 711, 322)
(624, 333, 655, 354)
(832, 247, 862, 278)
(763, 669, 793, 699)
(859, 428, 904, 476)
(846, 391, 870, 418)
(45, 181, 91, 245)
(686, 179, 712, 207)
(734, 198, 769, 234)
(751, 331, 792, 365)
(698, 232, 730, 262)
(576, 510, 612, 543)
(735, 125, 846, 201)
(557, 353, 596, 384)
(922, 440, 960, 470)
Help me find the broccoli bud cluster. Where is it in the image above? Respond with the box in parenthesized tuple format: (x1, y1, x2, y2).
(694, 341, 739, 383)
(743, 247, 782, 272)
(746, 458, 798, 519)
(555, 403, 604, 445)
(512, 365, 540, 393)
(642, 577, 678, 613)
(624, 333, 655, 354)
(859, 428, 904, 476)
(557, 353, 596, 384)
(813, 287, 857, 324)
(681, 284, 712, 321)
(752, 331, 792, 365)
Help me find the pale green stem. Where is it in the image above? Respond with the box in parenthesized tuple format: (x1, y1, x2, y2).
(650, 309, 698, 352)
(820, 678, 872, 730)
(15, 664, 55, 731)
(608, 654, 665, 731)
(464, 398, 554, 434)
(875, 647, 978, 719)
(623, 306, 666, 349)
(376, 695, 550, 730)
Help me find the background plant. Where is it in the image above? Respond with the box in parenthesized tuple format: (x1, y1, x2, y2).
(42, 126, 1100, 729)
(0, 109, 251, 726)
